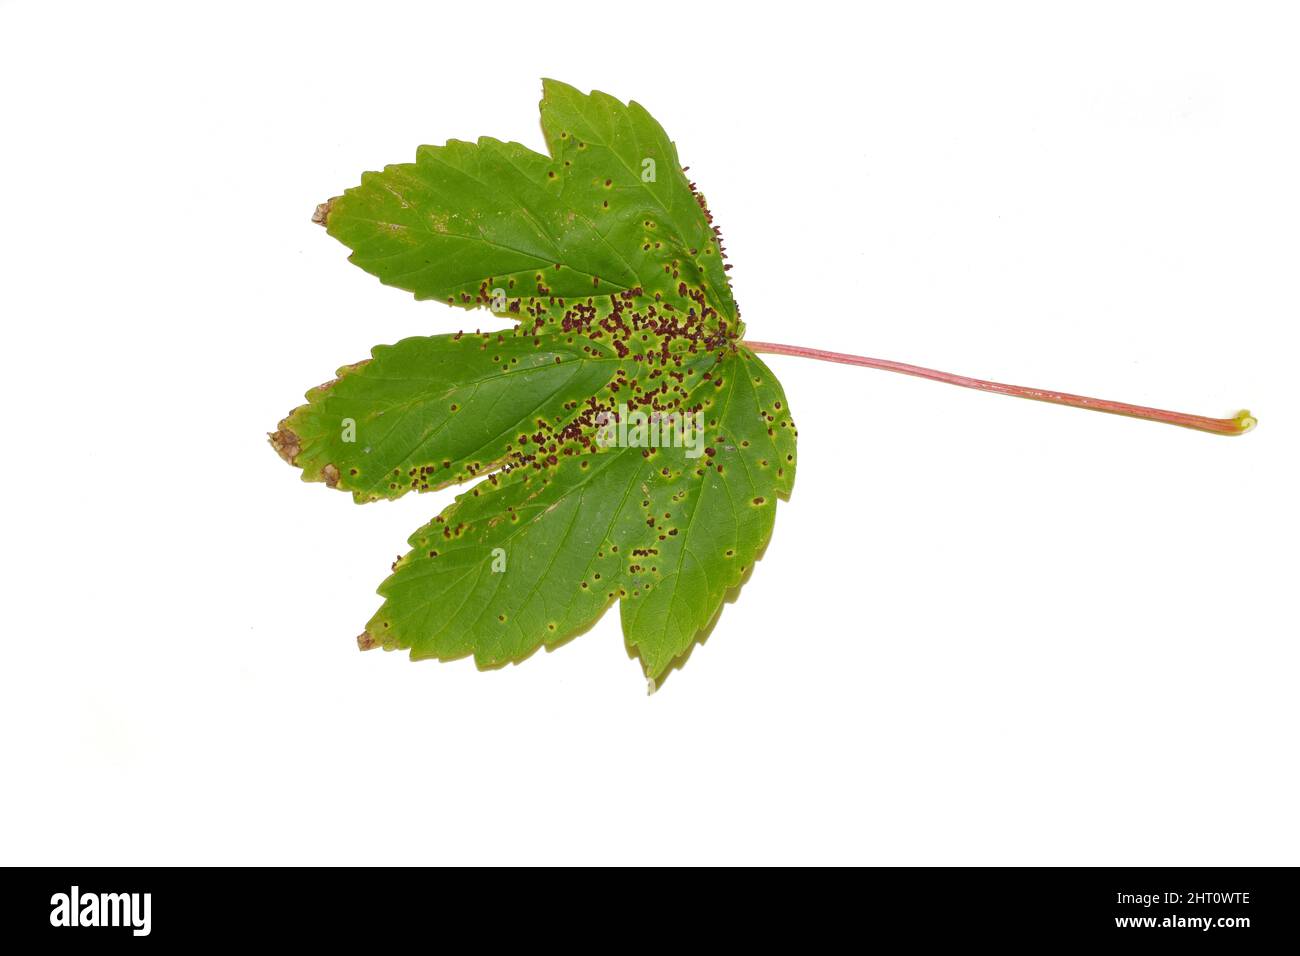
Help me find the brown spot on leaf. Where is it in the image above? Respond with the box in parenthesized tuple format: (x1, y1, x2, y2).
(322, 463, 340, 487)
(356, 631, 378, 651)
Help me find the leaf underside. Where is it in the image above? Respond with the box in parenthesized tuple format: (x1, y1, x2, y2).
(273, 80, 798, 681)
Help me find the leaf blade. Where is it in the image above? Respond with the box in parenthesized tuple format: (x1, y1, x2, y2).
(284, 80, 799, 683)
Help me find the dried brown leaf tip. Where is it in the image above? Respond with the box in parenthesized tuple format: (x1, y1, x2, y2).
(356, 631, 378, 651)
(269, 427, 301, 464)
(311, 199, 334, 226)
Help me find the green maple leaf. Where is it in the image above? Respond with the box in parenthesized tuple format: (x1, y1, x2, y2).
(273, 80, 1252, 687)
(273, 80, 796, 685)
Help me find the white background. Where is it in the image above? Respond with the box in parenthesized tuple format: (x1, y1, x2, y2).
(1, 1, 1296, 865)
